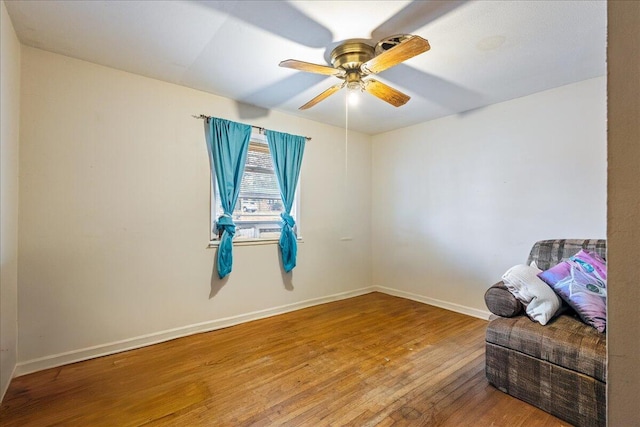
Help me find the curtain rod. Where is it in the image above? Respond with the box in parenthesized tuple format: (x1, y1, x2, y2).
(192, 114, 311, 141)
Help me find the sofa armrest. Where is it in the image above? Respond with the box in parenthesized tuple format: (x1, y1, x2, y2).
(484, 281, 523, 318)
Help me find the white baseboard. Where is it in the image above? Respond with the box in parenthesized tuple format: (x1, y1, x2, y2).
(373, 286, 492, 320)
(15, 286, 490, 377)
(14, 287, 375, 377)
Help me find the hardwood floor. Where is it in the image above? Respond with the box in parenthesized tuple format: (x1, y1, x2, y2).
(0, 293, 569, 426)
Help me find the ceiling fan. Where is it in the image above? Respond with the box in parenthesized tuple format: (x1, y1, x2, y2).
(279, 34, 431, 110)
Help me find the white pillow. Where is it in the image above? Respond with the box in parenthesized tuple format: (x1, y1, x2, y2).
(502, 264, 562, 325)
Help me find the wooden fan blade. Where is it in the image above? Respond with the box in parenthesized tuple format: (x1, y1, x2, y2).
(364, 79, 410, 107)
(361, 36, 431, 75)
(299, 83, 345, 110)
(279, 59, 345, 77)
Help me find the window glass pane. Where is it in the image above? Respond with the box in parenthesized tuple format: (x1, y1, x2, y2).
(212, 135, 297, 241)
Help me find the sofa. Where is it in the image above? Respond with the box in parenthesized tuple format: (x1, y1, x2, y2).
(484, 239, 606, 427)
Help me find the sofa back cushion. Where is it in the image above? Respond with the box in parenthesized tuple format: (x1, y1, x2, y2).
(527, 239, 606, 271)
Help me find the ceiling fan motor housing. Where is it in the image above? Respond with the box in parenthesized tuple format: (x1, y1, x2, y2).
(330, 41, 375, 72)
(331, 41, 375, 90)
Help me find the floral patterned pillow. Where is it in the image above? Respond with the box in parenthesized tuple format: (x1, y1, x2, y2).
(537, 249, 607, 332)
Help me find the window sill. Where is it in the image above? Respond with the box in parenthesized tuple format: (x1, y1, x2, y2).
(207, 237, 304, 248)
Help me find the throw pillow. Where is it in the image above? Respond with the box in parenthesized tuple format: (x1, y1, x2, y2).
(537, 250, 607, 332)
(501, 264, 563, 325)
(484, 282, 524, 317)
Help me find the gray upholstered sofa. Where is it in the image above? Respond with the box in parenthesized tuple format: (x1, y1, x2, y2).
(484, 239, 606, 427)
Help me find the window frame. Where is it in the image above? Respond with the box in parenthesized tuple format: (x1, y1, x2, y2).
(208, 132, 301, 246)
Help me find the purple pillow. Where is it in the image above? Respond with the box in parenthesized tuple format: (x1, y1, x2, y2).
(537, 249, 607, 332)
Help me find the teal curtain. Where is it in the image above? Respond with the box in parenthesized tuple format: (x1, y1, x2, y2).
(266, 130, 306, 273)
(204, 117, 251, 279)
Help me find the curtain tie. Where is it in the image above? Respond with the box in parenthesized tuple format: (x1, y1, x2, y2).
(216, 214, 236, 237)
(280, 212, 296, 228)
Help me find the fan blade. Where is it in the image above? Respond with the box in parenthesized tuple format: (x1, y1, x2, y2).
(280, 59, 345, 77)
(361, 36, 430, 75)
(299, 83, 345, 110)
(364, 79, 410, 107)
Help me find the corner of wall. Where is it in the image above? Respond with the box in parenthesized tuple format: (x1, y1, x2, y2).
(0, 0, 22, 402)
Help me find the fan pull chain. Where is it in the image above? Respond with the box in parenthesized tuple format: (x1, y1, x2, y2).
(345, 90, 349, 191)
(342, 91, 350, 240)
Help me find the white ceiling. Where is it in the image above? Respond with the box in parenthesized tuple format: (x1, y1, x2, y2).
(5, 0, 606, 135)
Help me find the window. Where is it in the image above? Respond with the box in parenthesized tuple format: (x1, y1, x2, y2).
(210, 133, 299, 242)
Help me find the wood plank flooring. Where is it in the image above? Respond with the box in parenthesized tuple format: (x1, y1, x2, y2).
(0, 292, 569, 426)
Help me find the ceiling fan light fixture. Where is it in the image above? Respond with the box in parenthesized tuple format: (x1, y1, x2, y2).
(344, 69, 364, 91)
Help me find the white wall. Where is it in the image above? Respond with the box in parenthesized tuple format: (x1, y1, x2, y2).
(607, 1, 640, 424)
(0, 0, 21, 400)
(372, 77, 606, 315)
(16, 47, 371, 373)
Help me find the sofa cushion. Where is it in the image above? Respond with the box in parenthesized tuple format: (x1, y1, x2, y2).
(484, 281, 523, 317)
(526, 239, 606, 271)
(486, 314, 606, 382)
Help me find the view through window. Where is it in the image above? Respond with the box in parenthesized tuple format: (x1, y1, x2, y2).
(211, 133, 298, 241)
